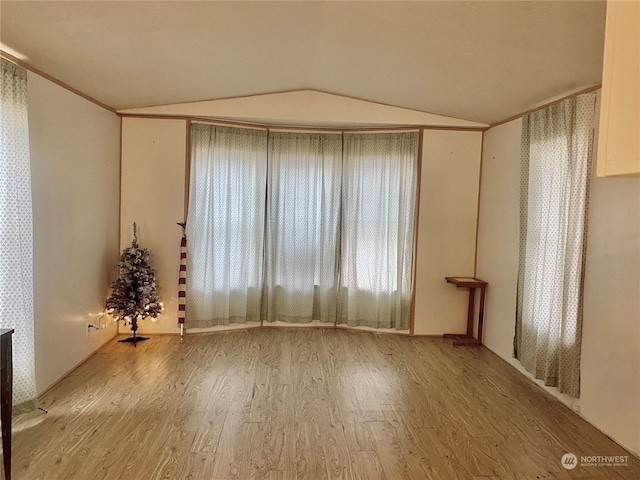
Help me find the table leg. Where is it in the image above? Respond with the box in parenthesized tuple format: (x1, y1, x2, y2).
(466, 287, 475, 337)
(1, 337, 11, 480)
(477, 285, 486, 345)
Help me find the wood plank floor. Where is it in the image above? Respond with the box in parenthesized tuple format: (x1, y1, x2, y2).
(6, 328, 640, 480)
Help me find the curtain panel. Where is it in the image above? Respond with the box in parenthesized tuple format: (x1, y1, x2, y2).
(515, 93, 596, 397)
(186, 124, 418, 331)
(0, 58, 37, 411)
(339, 133, 418, 330)
(263, 132, 342, 324)
(186, 124, 268, 328)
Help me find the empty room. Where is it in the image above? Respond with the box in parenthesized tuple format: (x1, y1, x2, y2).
(0, 1, 638, 479)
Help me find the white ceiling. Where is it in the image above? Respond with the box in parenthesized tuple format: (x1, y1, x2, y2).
(0, 1, 606, 124)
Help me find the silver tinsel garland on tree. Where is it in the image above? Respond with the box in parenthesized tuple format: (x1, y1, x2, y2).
(107, 223, 163, 338)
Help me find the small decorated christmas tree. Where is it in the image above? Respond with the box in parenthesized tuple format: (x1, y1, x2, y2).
(107, 222, 164, 345)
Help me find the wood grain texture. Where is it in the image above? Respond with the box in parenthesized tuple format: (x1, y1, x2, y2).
(6, 329, 639, 480)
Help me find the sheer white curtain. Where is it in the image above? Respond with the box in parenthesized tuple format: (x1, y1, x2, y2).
(0, 58, 37, 411)
(186, 128, 419, 331)
(515, 93, 596, 397)
(263, 132, 342, 324)
(186, 124, 268, 327)
(339, 133, 418, 330)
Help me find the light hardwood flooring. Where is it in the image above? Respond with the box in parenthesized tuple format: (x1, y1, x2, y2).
(6, 328, 640, 480)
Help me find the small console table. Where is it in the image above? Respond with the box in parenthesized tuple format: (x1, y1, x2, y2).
(443, 277, 487, 346)
(1, 328, 13, 480)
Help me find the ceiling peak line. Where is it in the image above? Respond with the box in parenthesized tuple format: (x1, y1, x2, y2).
(120, 88, 487, 127)
(117, 88, 317, 113)
(0, 50, 117, 114)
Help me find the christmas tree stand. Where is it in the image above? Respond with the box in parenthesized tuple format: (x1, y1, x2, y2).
(118, 317, 149, 346)
(118, 335, 149, 345)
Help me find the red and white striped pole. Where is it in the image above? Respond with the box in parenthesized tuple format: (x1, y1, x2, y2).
(178, 223, 187, 338)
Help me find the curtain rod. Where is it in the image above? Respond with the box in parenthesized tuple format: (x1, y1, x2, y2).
(490, 84, 602, 129)
(192, 121, 422, 135)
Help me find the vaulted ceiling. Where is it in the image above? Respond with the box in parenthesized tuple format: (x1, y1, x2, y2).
(0, 1, 606, 125)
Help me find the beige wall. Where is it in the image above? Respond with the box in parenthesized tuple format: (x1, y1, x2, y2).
(581, 138, 640, 454)
(120, 116, 482, 335)
(474, 119, 522, 358)
(414, 130, 482, 335)
(27, 72, 120, 393)
(120, 117, 186, 335)
(476, 92, 640, 455)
